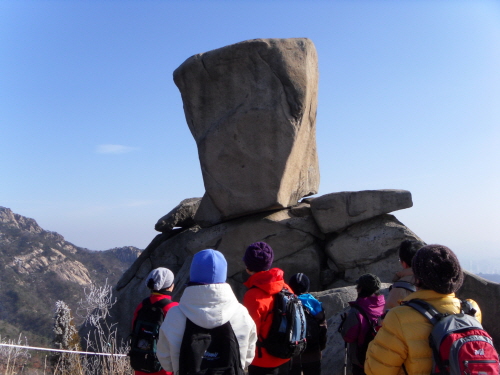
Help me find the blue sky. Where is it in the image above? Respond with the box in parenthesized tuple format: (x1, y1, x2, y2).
(1, 1, 499, 265)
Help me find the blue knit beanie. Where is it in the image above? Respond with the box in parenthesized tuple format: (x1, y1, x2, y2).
(190, 249, 227, 284)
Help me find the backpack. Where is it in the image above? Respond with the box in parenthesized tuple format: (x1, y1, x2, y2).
(303, 307, 321, 351)
(178, 318, 244, 375)
(389, 280, 416, 293)
(302, 304, 327, 352)
(129, 297, 172, 373)
(257, 288, 307, 359)
(350, 304, 381, 365)
(404, 298, 500, 375)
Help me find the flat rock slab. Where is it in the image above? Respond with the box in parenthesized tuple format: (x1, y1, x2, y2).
(174, 38, 320, 226)
(310, 189, 413, 233)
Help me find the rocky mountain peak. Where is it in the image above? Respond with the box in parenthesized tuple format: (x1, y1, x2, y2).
(0, 206, 43, 234)
(0, 207, 142, 346)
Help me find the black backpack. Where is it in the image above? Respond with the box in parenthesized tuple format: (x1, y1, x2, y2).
(179, 318, 244, 375)
(350, 304, 380, 365)
(302, 305, 327, 352)
(129, 297, 172, 373)
(257, 288, 307, 359)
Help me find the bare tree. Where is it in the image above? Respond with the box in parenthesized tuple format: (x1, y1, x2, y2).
(0, 334, 30, 375)
(77, 280, 132, 375)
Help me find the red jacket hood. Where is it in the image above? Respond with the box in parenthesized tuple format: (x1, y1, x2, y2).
(244, 268, 289, 295)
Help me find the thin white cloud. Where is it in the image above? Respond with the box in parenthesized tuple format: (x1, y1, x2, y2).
(96, 144, 138, 154)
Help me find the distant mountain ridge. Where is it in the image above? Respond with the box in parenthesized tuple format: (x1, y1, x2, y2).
(0, 206, 142, 346)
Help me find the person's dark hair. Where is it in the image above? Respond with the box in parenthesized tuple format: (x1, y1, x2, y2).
(399, 240, 419, 266)
(356, 274, 381, 298)
(412, 244, 463, 294)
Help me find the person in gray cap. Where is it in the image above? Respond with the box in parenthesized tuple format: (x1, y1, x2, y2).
(131, 267, 178, 375)
(340, 273, 385, 375)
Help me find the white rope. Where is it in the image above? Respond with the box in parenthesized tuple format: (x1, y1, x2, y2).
(0, 343, 127, 357)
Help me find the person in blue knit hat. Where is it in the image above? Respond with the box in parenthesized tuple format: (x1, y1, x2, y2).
(157, 249, 257, 374)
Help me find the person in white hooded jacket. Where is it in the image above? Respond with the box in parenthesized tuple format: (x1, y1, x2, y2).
(156, 249, 257, 374)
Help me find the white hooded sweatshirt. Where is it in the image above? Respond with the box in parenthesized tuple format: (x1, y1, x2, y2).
(156, 283, 257, 374)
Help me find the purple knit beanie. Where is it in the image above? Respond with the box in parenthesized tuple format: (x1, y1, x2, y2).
(412, 244, 464, 294)
(243, 242, 274, 272)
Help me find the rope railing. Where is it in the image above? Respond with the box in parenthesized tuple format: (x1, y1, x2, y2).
(0, 343, 127, 357)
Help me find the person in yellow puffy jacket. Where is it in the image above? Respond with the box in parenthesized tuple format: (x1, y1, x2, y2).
(364, 244, 482, 375)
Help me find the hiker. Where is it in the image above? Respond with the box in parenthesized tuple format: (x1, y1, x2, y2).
(156, 249, 257, 374)
(288, 273, 327, 375)
(364, 244, 483, 375)
(130, 267, 179, 375)
(384, 240, 419, 311)
(243, 241, 296, 375)
(340, 274, 385, 375)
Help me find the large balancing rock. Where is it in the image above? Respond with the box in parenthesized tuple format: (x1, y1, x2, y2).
(174, 38, 320, 226)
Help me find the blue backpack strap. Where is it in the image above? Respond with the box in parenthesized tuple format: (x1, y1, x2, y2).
(402, 299, 445, 326)
(392, 281, 416, 293)
(402, 299, 449, 374)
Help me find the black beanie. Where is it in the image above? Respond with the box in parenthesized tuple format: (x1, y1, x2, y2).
(356, 273, 381, 297)
(412, 244, 464, 294)
(289, 273, 310, 295)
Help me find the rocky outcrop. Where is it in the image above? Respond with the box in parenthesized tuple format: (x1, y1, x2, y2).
(0, 206, 43, 234)
(457, 271, 500, 349)
(9, 247, 92, 285)
(325, 214, 425, 283)
(174, 38, 320, 226)
(111, 199, 422, 339)
(155, 198, 202, 232)
(310, 189, 413, 233)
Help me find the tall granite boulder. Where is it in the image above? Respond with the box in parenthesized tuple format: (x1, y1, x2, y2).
(174, 38, 320, 226)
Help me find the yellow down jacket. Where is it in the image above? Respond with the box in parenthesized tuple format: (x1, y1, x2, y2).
(364, 289, 482, 375)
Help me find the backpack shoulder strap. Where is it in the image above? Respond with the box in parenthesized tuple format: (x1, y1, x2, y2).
(392, 281, 417, 293)
(350, 304, 376, 330)
(153, 297, 173, 309)
(403, 299, 444, 325)
(460, 299, 477, 317)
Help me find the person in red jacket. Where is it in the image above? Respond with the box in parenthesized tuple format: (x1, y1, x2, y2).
(132, 267, 179, 375)
(243, 241, 293, 375)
